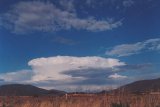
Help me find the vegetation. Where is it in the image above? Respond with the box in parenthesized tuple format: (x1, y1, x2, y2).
(0, 93, 160, 107)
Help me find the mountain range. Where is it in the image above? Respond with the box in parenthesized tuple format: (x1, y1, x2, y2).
(0, 78, 160, 96)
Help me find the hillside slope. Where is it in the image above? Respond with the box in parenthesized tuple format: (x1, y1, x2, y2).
(118, 78, 160, 93)
(0, 84, 66, 96)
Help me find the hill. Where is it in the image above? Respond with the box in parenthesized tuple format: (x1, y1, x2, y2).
(116, 78, 160, 93)
(0, 84, 66, 96)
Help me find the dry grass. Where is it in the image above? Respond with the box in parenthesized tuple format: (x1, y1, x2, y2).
(0, 93, 160, 107)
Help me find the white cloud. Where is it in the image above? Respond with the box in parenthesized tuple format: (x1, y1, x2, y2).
(0, 70, 33, 83)
(38, 84, 118, 91)
(0, 56, 126, 90)
(106, 42, 145, 57)
(0, 1, 121, 33)
(108, 73, 127, 79)
(145, 38, 160, 50)
(106, 38, 160, 57)
(0, 56, 126, 83)
(28, 56, 125, 82)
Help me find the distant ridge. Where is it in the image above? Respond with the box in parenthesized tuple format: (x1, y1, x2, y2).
(0, 84, 66, 96)
(1, 78, 160, 96)
(98, 78, 160, 94)
(116, 78, 160, 93)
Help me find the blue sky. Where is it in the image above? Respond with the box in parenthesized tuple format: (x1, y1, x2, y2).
(0, 0, 160, 91)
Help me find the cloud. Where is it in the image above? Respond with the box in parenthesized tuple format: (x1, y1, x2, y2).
(108, 73, 127, 79)
(0, 56, 126, 91)
(115, 63, 152, 72)
(28, 56, 125, 82)
(0, 70, 33, 83)
(0, 55, 157, 91)
(85, 0, 134, 9)
(59, 0, 75, 12)
(123, 0, 134, 7)
(0, 1, 122, 34)
(63, 68, 113, 78)
(106, 42, 145, 57)
(39, 84, 118, 92)
(106, 38, 160, 57)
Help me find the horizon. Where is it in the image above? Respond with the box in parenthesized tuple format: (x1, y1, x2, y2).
(0, 0, 160, 91)
(0, 77, 159, 93)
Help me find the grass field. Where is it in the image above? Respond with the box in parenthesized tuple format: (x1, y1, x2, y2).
(0, 93, 160, 107)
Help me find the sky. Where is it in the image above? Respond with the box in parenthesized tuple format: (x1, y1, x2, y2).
(0, 0, 160, 91)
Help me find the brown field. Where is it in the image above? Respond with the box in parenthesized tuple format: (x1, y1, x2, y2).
(0, 93, 160, 107)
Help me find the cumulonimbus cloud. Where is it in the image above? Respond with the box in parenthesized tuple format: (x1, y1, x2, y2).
(0, 1, 122, 33)
(0, 56, 126, 90)
(28, 56, 126, 82)
(0, 55, 157, 90)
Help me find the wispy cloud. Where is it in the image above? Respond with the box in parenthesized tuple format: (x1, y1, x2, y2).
(85, 0, 135, 9)
(0, 1, 122, 34)
(108, 73, 127, 79)
(123, 0, 134, 7)
(106, 38, 160, 57)
(59, 0, 75, 12)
